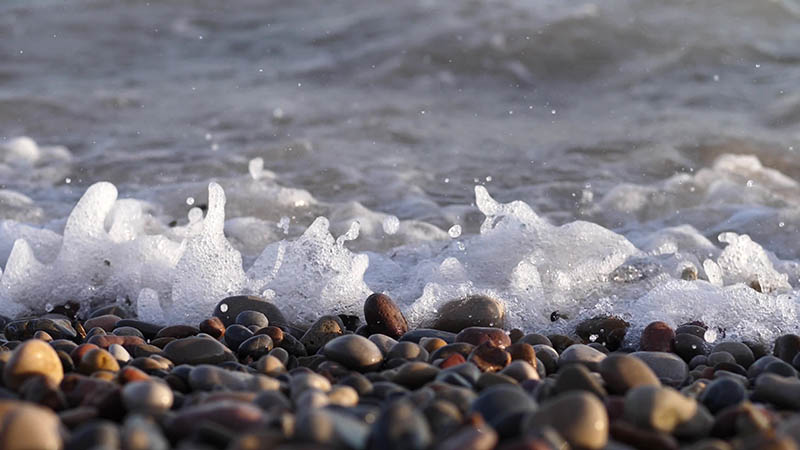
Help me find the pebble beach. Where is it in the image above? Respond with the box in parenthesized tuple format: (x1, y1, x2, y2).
(1, 292, 800, 449)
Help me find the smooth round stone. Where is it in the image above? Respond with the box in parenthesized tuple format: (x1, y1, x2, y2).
(328, 385, 360, 407)
(338, 373, 373, 396)
(296, 408, 369, 448)
(255, 355, 286, 376)
(548, 334, 578, 354)
(70, 421, 121, 450)
(624, 385, 697, 433)
(0, 403, 63, 450)
(121, 415, 169, 450)
(369, 334, 398, 357)
(552, 364, 606, 398)
(500, 360, 539, 382)
(393, 362, 440, 388)
(213, 295, 287, 328)
(675, 324, 707, 338)
(707, 351, 736, 366)
(470, 384, 537, 427)
(765, 360, 798, 378)
(600, 354, 660, 395)
(575, 316, 629, 351)
(237, 335, 274, 361)
(387, 342, 427, 361)
(235, 311, 269, 329)
(322, 335, 383, 371)
(89, 304, 131, 319)
(673, 334, 709, 362)
(3, 339, 64, 390)
(424, 399, 464, 438)
(711, 342, 754, 368)
(523, 391, 609, 450)
(753, 373, 800, 409)
(558, 344, 607, 371)
(748, 355, 782, 379)
(290, 372, 332, 395)
(507, 342, 537, 368)
(399, 329, 457, 344)
(419, 337, 448, 354)
(84, 314, 122, 332)
(78, 348, 120, 374)
(199, 317, 226, 339)
(455, 327, 511, 349)
(189, 365, 279, 392)
(122, 380, 173, 414)
(774, 334, 800, 363)
(519, 334, 552, 347)
(533, 345, 559, 375)
(639, 321, 676, 352)
(431, 295, 505, 333)
(363, 293, 408, 339)
(155, 325, 199, 340)
(700, 377, 745, 414)
(224, 324, 254, 350)
(469, 343, 511, 372)
(162, 336, 236, 365)
(301, 315, 345, 354)
(166, 400, 266, 437)
(108, 343, 131, 363)
(631, 351, 688, 387)
(689, 355, 708, 369)
(431, 342, 475, 362)
(367, 400, 432, 450)
(113, 326, 146, 338)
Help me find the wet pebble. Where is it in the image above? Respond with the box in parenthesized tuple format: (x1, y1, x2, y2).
(122, 380, 173, 414)
(523, 391, 609, 450)
(162, 336, 236, 366)
(711, 342, 754, 368)
(323, 335, 383, 371)
(432, 295, 505, 332)
(600, 353, 661, 395)
(558, 344, 607, 371)
(469, 342, 511, 372)
(455, 327, 511, 349)
(575, 315, 629, 351)
(213, 295, 287, 328)
(301, 315, 345, 354)
(640, 321, 676, 352)
(3, 339, 64, 390)
(363, 293, 408, 339)
(624, 385, 697, 433)
(700, 377, 745, 414)
(632, 351, 689, 387)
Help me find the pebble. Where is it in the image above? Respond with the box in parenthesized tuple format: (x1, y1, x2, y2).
(523, 391, 609, 450)
(468, 342, 511, 372)
(237, 334, 274, 362)
(548, 334, 578, 354)
(198, 317, 226, 339)
(161, 336, 236, 365)
(700, 377, 746, 414)
(558, 344, 607, 371)
(673, 334, 709, 362)
(213, 295, 287, 328)
(369, 334, 399, 357)
(387, 341, 427, 362)
(552, 363, 607, 398)
(3, 339, 64, 390)
(155, 325, 199, 339)
(84, 314, 122, 332)
(235, 310, 269, 329)
(600, 353, 661, 395)
(363, 293, 409, 339)
(470, 384, 537, 428)
(500, 360, 539, 382)
(108, 343, 131, 363)
(296, 408, 369, 448)
(393, 362, 440, 388)
(640, 321, 676, 352)
(575, 315, 629, 351)
(122, 380, 173, 414)
(431, 295, 505, 332)
(301, 315, 345, 354)
(533, 344, 559, 375)
(774, 334, 800, 363)
(675, 324, 707, 339)
(367, 399, 432, 450)
(0, 402, 63, 450)
(455, 327, 511, 349)
(224, 324, 255, 350)
(631, 351, 689, 387)
(165, 401, 266, 437)
(323, 335, 384, 371)
(707, 351, 736, 366)
(711, 342, 754, 368)
(79, 348, 121, 374)
(753, 373, 800, 409)
(624, 385, 698, 433)
(519, 333, 552, 347)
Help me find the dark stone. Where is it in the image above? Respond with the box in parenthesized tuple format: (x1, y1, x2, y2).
(88, 304, 131, 319)
(66, 420, 120, 450)
(673, 333, 709, 362)
(338, 314, 361, 332)
(364, 293, 408, 339)
(455, 327, 511, 349)
(469, 384, 536, 428)
(431, 295, 505, 333)
(575, 316, 629, 351)
(366, 399, 432, 450)
(162, 337, 236, 365)
(518, 334, 552, 347)
(711, 342, 755, 368)
(224, 324, 254, 350)
(237, 335, 274, 362)
(399, 329, 456, 344)
(156, 325, 199, 339)
(553, 364, 607, 398)
(114, 320, 161, 340)
(199, 317, 225, 339)
(213, 295, 287, 328)
(701, 377, 746, 414)
(640, 321, 675, 352)
(675, 324, 707, 339)
(468, 342, 511, 372)
(547, 335, 577, 354)
(322, 335, 384, 371)
(774, 334, 800, 363)
(112, 326, 145, 338)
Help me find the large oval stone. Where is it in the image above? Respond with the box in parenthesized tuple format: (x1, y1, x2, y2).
(523, 391, 608, 450)
(322, 335, 383, 371)
(3, 339, 64, 390)
(213, 295, 287, 328)
(162, 336, 236, 365)
(364, 293, 408, 339)
(431, 295, 505, 333)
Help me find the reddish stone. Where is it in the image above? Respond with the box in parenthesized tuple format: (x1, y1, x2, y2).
(468, 342, 511, 372)
(439, 353, 466, 369)
(364, 293, 408, 339)
(640, 321, 675, 352)
(456, 327, 511, 349)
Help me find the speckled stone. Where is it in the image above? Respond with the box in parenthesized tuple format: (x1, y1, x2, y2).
(301, 315, 346, 354)
(3, 339, 64, 390)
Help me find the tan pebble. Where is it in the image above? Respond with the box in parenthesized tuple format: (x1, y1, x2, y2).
(79, 348, 120, 375)
(3, 339, 64, 390)
(328, 385, 359, 407)
(255, 355, 286, 376)
(0, 403, 63, 450)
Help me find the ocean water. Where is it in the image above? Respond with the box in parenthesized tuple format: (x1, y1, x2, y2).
(2, 0, 800, 344)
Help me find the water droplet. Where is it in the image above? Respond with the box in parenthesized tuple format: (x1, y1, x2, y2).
(448, 224, 462, 238)
(220, 303, 228, 313)
(703, 329, 717, 343)
(746, 180, 754, 187)
(277, 216, 291, 234)
(382, 215, 400, 235)
(45, 303, 53, 312)
(185, 196, 195, 206)
(779, 222, 786, 228)
(589, 334, 598, 342)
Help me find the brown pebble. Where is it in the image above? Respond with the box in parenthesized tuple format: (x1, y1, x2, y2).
(364, 293, 409, 339)
(420, 337, 448, 354)
(33, 330, 53, 342)
(79, 348, 120, 375)
(456, 327, 511, 349)
(84, 314, 122, 332)
(469, 342, 511, 372)
(156, 325, 199, 339)
(439, 353, 467, 369)
(199, 317, 226, 339)
(641, 321, 676, 352)
(507, 342, 537, 369)
(0, 402, 63, 450)
(117, 366, 151, 384)
(256, 326, 284, 344)
(432, 295, 505, 332)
